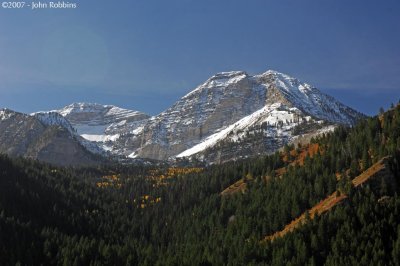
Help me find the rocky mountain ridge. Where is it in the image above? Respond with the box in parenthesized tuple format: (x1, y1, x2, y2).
(1, 69, 365, 165)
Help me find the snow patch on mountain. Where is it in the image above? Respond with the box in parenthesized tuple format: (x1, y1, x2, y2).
(33, 69, 364, 162)
(183, 71, 248, 99)
(128, 151, 138, 159)
(58, 102, 147, 123)
(177, 103, 306, 158)
(255, 70, 361, 125)
(0, 109, 15, 121)
(32, 112, 76, 134)
(52, 102, 150, 155)
(81, 133, 120, 142)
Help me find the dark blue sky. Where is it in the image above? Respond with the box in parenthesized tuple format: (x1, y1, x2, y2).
(0, 0, 399, 115)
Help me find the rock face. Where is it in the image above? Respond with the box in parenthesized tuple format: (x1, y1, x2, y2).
(0, 109, 101, 166)
(116, 70, 363, 161)
(131, 71, 268, 159)
(57, 103, 149, 129)
(0, 109, 45, 157)
(48, 103, 150, 154)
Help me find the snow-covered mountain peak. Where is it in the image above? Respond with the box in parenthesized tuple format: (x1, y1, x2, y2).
(258, 69, 285, 76)
(210, 70, 248, 79)
(32, 111, 76, 134)
(253, 70, 363, 125)
(130, 68, 365, 160)
(56, 102, 150, 124)
(0, 108, 17, 121)
(256, 70, 307, 90)
(182, 71, 248, 99)
(40, 103, 150, 155)
(58, 102, 144, 117)
(204, 70, 248, 87)
(58, 102, 100, 116)
(183, 70, 310, 102)
(24, 68, 364, 163)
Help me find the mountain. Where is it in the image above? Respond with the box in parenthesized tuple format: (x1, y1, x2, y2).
(0, 108, 101, 166)
(13, 69, 364, 164)
(51, 102, 150, 153)
(115, 70, 364, 161)
(1, 103, 399, 265)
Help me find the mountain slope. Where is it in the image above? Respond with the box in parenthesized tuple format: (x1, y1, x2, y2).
(0, 108, 101, 166)
(125, 71, 268, 160)
(128, 69, 363, 161)
(262, 156, 395, 242)
(53, 102, 150, 154)
(32, 70, 365, 163)
(1, 104, 399, 265)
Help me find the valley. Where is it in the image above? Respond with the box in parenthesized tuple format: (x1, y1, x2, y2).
(2, 1, 399, 264)
(1, 102, 399, 265)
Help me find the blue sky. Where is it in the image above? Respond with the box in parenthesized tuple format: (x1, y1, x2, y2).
(0, 0, 399, 115)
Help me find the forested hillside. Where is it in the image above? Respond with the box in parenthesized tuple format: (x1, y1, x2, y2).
(1, 103, 400, 265)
